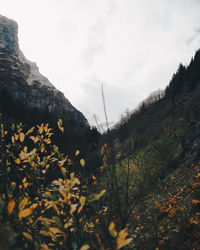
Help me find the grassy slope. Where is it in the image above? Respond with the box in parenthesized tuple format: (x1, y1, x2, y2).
(98, 116, 200, 249)
(128, 161, 200, 249)
(97, 50, 200, 249)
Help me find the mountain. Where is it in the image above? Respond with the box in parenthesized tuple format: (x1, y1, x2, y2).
(0, 14, 199, 249)
(0, 15, 93, 154)
(98, 49, 200, 249)
(108, 49, 200, 164)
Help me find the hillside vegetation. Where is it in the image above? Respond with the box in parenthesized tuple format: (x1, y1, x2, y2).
(97, 49, 200, 249)
(0, 50, 200, 249)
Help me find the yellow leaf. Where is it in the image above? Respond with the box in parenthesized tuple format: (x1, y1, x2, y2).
(41, 244, 50, 250)
(26, 127, 35, 136)
(18, 207, 33, 218)
(78, 196, 86, 214)
(61, 167, 66, 178)
(19, 150, 27, 160)
(52, 179, 62, 186)
(30, 203, 38, 209)
(41, 144, 45, 153)
(15, 158, 21, 164)
(22, 232, 33, 241)
(70, 173, 80, 187)
(38, 125, 44, 134)
(80, 195, 86, 206)
(95, 233, 105, 250)
(58, 159, 67, 167)
(23, 182, 29, 188)
(97, 189, 106, 199)
(46, 164, 50, 170)
(191, 199, 200, 204)
(52, 203, 60, 215)
(88, 189, 106, 202)
(18, 197, 29, 211)
(116, 228, 132, 250)
(75, 150, 80, 156)
(70, 172, 75, 179)
(7, 200, 15, 215)
(14, 133, 19, 141)
(49, 227, 64, 235)
(80, 244, 90, 250)
(80, 159, 85, 167)
(108, 221, 118, 238)
(70, 204, 77, 215)
(30, 136, 38, 144)
(22, 177, 27, 183)
(11, 136, 15, 144)
(59, 187, 67, 200)
(64, 221, 72, 229)
(40, 230, 50, 237)
(20, 132, 25, 142)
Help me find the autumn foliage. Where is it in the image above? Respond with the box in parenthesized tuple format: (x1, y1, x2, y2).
(0, 121, 132, 249)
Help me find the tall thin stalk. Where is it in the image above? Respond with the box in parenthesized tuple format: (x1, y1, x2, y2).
(101, 84, 125, 226)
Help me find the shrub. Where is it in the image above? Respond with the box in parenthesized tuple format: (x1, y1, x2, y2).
(0, 121, 132, 249)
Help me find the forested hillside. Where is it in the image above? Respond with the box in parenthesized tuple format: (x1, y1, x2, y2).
(97, 49, 200, 249)
(0, 16, 200, 248)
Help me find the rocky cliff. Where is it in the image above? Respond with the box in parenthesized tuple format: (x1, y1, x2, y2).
(0, 15, 88, 128)
(0, 15, 95, 155)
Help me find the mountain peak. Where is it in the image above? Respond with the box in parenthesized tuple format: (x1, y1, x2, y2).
(0, 15, 19, 55)
(0, 15, 89, 135)
(0, 14, 53, 87)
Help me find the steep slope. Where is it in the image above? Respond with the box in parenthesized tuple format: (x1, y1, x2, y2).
(0, 15, 91, 154)
(108, 49, 200, 164)
(98, 49, 200, 249)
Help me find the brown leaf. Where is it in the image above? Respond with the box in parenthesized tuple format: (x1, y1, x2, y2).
(95, 233, 105, 250)
(22, 232, 33, 241)
(78, 196, 86, 214)
(80, 244, 90, 250)
(15, 158, 21, 165)
(49, 227, 64, 235)
(108, 221, 118, 238)
(40, 230, 50, 237)
(26, 127, 35, 136)
(30, 136, 39, 144)
(11, 136, 15, 144)
(41, 244, 50, 250)
(70, 204, 77, 215)
(20, 132, 25, 142)
(116, 228, 132, 250)
(191, 199, 200, 204)
(18, 207, 33, 218)
(7, 200, 15, 215)
(18, 197, 29, 211)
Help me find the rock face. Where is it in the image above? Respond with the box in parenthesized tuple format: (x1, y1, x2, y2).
(0, 15, 88, 129)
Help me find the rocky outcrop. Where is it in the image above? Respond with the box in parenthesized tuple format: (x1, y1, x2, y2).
(0, 15, 88, 129)
(182, 120, 200, 163)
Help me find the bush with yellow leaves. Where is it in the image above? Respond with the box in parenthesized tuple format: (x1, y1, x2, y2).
(0, 121, 132, 249)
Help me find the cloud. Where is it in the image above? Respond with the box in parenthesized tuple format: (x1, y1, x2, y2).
(75, 74, 141, 126)
(82, 21, 106, 67)
(1, 0, 200, 125)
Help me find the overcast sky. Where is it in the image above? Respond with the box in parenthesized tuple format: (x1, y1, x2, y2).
(1, 0, 200, 128)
